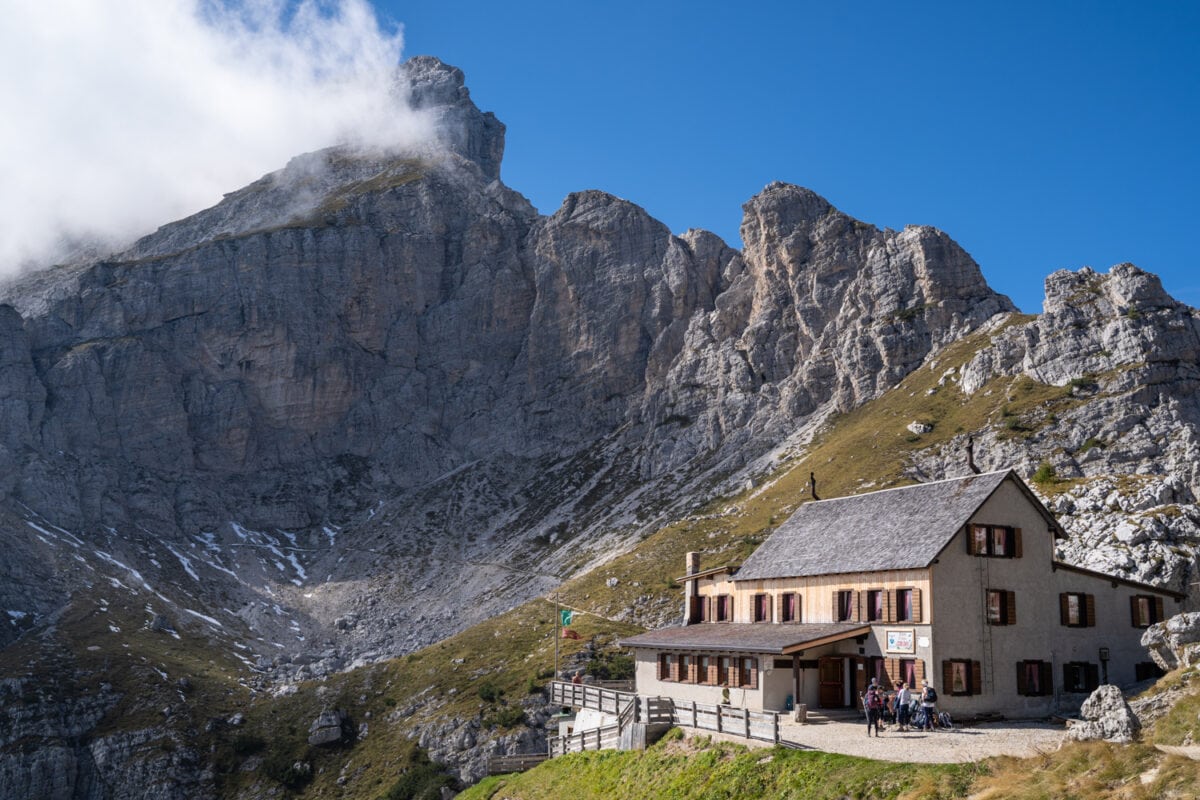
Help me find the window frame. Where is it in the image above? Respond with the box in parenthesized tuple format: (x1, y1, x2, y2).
(1130, 594, 1164, 628)
(943, 658, 981, 696)
(715, 594, 733, 623)
(780, 592, 799, 623)
(968, 524, 1020, 558)
(752, 593, 771, 623)
(986, 588, 1015, 625)
(895, 588, 913, 622)
(866, 589, 884, 622)
(836, 589, 855, 622)
(1017, 659, 1053, 696)
(1063, 661, 1100, 693)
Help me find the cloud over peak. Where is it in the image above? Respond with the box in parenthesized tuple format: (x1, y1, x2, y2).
(0, 0, 432, 275)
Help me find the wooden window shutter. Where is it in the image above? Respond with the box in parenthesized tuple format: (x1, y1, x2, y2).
(1012, 527, 1023, 558)
(910, 587, 923, 623)
(1016, 662, 1028, 695)
(1059, 593, 1070, 626)
(796, 594, 803, 623)
(777, 593, 785, 623)
(915, 659, 926, 684)
(832, 590, 840, 621)
(942, 661, 954, 694)
(1085, 595, 1096, 627)
(1086, 663, 1099, 691)
(1006, 591, 1017, 625)
(1130, 596, 1139, 626)
(852, 590, 862, 623)
(1040, 661, 1054, 695)
(749, 658, 759, 690)
(971, 661, 983, 695)
(1154, 597, 1165, 623)
(730, 659, 740, 688)
(670, 656, 680, 682)
(1062, 662, 1071, 690)
(884, 590, 895, 623)
(966, 525, 978, 554)
(885, 658, 900, 684)
(708, 659, 718, 684)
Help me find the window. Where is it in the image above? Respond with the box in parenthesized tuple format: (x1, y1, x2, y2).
(680, 654, 694, 683)
(781, 593, 800, 623)
(715, 595, 733, 622)
(943, 659, 982, 696)
(866, 589, 884, 622)
(986, 589, 1016, 625)
(1131, 595, 1164, 628)
(1017, 660, 1053, 696)
(753, 593, 771, 622)
(968, 524, 1021, 557)
(658, 653, 673, 680)
(1063, 662, 1100, 693)
(698, 655, 713, 684)
(738, 657, 758, 689)
(869, 657, 888, 686)
(1060, 593, 1095, 627)
(1136, 661, 1165, 681)
(895, 589, 913, 622)
(718, 655, 733, 686)
(899, 658, 917, 687)
(836, 590, 857, 622)
(688, 594, 708, 624)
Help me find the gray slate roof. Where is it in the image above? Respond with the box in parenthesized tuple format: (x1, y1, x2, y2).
(735, 470, 1015, 581)
(620, 623, 869, 654)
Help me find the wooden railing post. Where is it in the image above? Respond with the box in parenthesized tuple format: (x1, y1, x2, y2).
(691, 700, 698, 729)
(744, 708, 751, 740)
(773, 712, 780, 743)
(716, 704, 723, 733)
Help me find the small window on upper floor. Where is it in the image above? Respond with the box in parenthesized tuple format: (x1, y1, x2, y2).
(715, 594, 733, 622)
(986, 589, 1016, 625)
(753, 593, 771, 623)
(866, 589, 884, 622)
(968, 524, 1021, 558)
(835, 590, 856, 622)
(780, 592, 800, 623)
(895, 588, 913, 622)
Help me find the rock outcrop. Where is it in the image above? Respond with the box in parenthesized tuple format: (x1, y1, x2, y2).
(1066, 684, 1142, 743)
(1143, 612, 1200, 672)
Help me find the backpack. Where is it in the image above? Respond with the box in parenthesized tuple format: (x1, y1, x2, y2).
(868, 689, 884, 710)
(925, 686, 937, 702)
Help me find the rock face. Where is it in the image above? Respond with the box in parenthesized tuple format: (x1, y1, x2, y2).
(1066, 684, 1142, 743)
(1142, 612, 1200, 671)
(308, 710, 350, 746)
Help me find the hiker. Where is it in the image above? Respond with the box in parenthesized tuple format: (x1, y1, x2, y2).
(894, 681, 912, 731)
(920, 680, 938, 731)
(864, 683, 885, 736)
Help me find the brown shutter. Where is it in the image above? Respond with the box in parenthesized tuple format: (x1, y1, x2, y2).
(910, 587, 923, 623)
(1085, 595, 1096, 627)
(971, 661, 983, 695)
(797, 594, 803, 623)
(670, 656, 680, 682)
(1016, 662, 1028, 695)
(852, 591, 862, 623)
(708, 660, 718, 684)
(777, 593, 785, 623)
(942, 661, 954, 695)
(1086, 663, 1099, 691)
(967, 525, 978, 554)
(1012, 527, 1023, 558)
(915, 659, 926, 684)
(730, 658, 740, 688)
(748, 658, 759, 690)
(1154, 597, 1165, 623)
(1059, 593, 1070, 626)
(1130, 596, 1140, 626)
(1006, 591, 1017, 625)
(855, 658, 867, 696)
(884, 590, 896, 623)
(886, 658, 900, 685)
(832, 591, 840, 621)
(1040, 662, 1054, 695)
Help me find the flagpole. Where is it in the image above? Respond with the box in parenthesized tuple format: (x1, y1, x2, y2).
(554, 590, 560, 682)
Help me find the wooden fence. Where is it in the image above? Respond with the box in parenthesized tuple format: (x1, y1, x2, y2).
(550, 681, 637, 716)
(670, 699, 782, 745)
(486, 753, 550, 774)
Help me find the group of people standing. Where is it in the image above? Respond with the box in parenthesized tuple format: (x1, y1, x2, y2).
(863, 678, 939, 736)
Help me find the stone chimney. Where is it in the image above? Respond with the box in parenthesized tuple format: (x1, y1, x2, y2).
(685, 551, 701, 575)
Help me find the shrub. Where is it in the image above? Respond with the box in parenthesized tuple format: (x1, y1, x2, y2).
(1032, 463, 1058, 485)
(483, 705, 526, 729)
(381, 759, 455, 800)
(477, 681, 503, 703)
(230, 733, 265, 756)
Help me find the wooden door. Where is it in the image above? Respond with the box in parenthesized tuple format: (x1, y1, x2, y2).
(818, 656, 845, 708)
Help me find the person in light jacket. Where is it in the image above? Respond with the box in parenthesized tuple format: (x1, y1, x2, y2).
(894, 681, 912, 731)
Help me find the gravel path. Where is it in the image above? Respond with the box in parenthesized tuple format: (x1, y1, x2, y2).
(775, 718, 1066, 763)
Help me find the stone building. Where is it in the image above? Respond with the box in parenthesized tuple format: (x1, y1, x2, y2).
(620, 470, 1183, 716)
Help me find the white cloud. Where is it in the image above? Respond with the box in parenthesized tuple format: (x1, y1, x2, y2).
(0, 0, 431, 275)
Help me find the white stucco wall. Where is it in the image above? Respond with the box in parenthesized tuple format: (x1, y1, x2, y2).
(930, 478, 1179, 715)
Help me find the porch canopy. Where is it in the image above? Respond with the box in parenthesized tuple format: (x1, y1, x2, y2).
(620, 622, 870, 654)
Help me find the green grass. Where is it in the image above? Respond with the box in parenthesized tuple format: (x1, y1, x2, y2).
(460, 732, 981, 800)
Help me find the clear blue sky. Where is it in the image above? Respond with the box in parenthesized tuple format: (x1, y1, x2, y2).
(382, 1, 1198, 313)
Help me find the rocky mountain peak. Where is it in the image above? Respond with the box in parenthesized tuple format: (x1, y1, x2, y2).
(398, 55, 505, 181)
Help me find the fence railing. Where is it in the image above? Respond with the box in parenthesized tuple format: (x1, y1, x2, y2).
(550, 681, 637, 716)
(669, 699, 782, 744)
(487, 753, 550, 774)
(549, 723, 621, 755)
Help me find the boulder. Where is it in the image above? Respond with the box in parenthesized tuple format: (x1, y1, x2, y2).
(1141, 612, 1200, 671)
(307, 710, 348, 746)
(1066, 685, 1141, 743)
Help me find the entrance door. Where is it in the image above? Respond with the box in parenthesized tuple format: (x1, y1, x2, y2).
(818, 656, 845, 708)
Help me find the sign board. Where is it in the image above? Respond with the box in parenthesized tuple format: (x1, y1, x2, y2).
(885, 629, 916, 654)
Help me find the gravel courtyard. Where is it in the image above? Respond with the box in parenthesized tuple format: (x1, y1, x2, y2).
(775, 717, 1067, 763)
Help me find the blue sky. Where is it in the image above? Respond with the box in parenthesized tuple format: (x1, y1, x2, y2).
(384, 1, 1199, 313)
